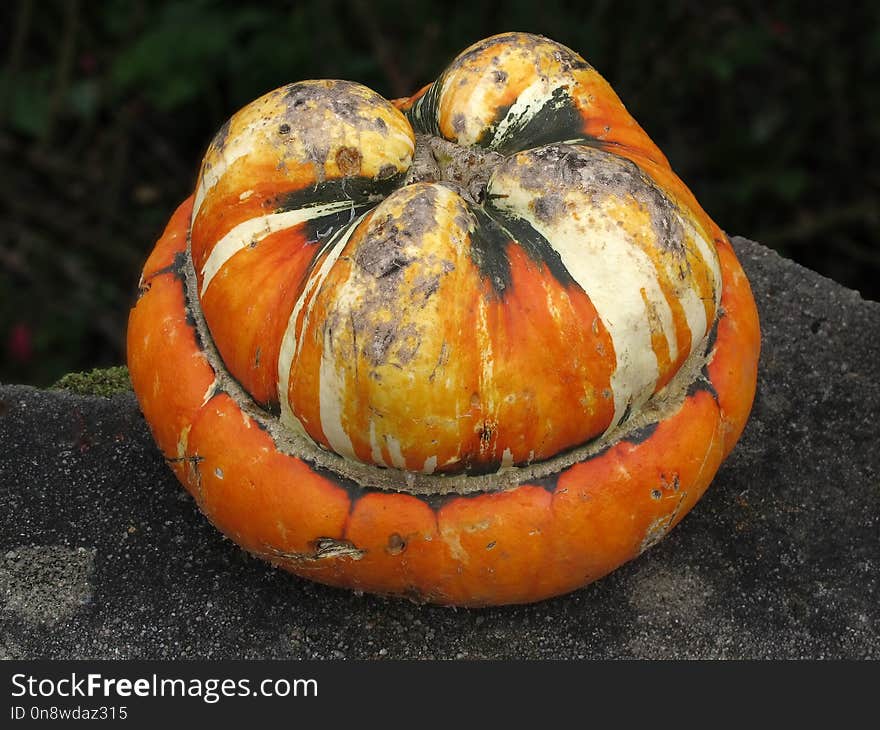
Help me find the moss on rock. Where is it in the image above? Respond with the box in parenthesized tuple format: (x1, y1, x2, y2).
(52, 366, 132, 397)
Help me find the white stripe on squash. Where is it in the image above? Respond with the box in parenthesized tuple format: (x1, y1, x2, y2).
(318, 315, 357, 460)
(488, 78, 567, 151)
(199, 200, 357, 296)
(193, 136, 257, 218)
(490, 185, 682, 431)
(276, 213, 367, 437)
(544, 209, 665, 430)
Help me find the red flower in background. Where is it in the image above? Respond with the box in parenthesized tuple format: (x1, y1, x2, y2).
(7, 322, 33, 364)
(770, 19, 791, 37)
(79, 51, 98, 75)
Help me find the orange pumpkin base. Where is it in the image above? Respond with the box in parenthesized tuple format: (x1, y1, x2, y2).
(127, 194, 759, 606)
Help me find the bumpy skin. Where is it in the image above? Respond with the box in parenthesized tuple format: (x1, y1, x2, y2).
(128, 33, 760, 606)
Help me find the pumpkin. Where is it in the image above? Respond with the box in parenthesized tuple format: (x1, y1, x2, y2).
(127, 32, 760, 606)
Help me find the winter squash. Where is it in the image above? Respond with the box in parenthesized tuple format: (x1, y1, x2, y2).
(127, 32, 760, 606)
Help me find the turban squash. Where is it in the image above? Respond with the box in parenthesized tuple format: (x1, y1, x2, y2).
(128, 32, 760, 606)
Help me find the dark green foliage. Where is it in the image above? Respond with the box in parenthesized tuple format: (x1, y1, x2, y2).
(1, 0, 878, 386)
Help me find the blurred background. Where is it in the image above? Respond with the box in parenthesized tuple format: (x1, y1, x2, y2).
(2, 0, 878, 386)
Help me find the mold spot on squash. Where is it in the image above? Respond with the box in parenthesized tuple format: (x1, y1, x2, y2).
(310, 537, 366, 560)
(336, 146, 363, 176)
(531, 194, 565, 224)
(354, 221, 416, 279)
(270, 537, 366, 562)
(386, 533, 407, 555)
(500, 144, 688, 256)
(377, 163, 398, 180)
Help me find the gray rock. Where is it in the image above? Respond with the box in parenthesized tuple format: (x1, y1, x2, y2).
(0, 238, 877, 659)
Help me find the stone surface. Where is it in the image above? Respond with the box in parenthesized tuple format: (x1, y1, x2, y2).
(0, 238, 877, 659)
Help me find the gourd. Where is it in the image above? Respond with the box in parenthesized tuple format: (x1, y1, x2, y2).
(127, 33, 760, 606)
